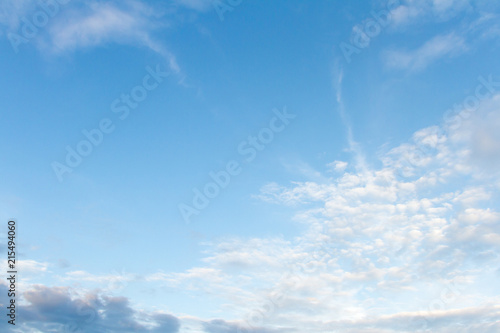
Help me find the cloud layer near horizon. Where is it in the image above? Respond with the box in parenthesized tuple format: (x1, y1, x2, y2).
(3, 92, 499, 333)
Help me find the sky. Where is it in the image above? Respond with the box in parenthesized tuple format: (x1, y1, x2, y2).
(1, 0, 500, 332)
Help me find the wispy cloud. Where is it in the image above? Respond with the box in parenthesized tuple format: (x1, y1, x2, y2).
(381, 1, 500, 72)
(48, 2, 153, 51)
(1, 0, 182, 74)
(0, 0, 38, 31)
(333, 66, 368, 173)
(389, 0, 472, 27)
(174, 0, 214, 12)
(384, 32, 467, 71)
(47, 1, 180, 73)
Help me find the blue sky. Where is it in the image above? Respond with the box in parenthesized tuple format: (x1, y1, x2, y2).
(1, 0, 500, 332)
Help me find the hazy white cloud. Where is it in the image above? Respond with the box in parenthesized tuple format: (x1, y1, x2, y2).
(49, 2, 149, 51)
(5, 94, 500, 331)
(15, 259, 49, 275)
(0, 0, 38, 31)
(61, 269, 136, 294)
(140, 92, 500, 332)
(45, 1, 180, 72)
(382, 1, 500, 72)
(384, 32, 467, 71)
(256, 181, 333, 206)
(389, 0, 472, 27)
(1, 0, 182, 74)
(390, 3, 424, 27)
(328, 160, 348, 173)
(174, 0, 214, 12)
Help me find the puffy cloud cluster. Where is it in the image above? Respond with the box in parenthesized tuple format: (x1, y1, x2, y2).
(152, 93, 500, 332)
(2, 94, 499, 333)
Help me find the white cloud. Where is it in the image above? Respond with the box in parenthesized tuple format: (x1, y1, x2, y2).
(7, 91, 500, 331)
(49, 2, 149, 51)
(389, 0, 472, 27)
(45, 1, 180, 72)
(384, 32, 467, 71)
(145, 93, 500, 331)
(255, 181, 333, 206)
(16, 259, 49, 275)
(63, 269, 133, 283)
(390, 3, 424, 27)
(1, 0, 182, 74)
(458, 208, 500, 224)
(382, 2, 500, 73)
(328, 160, 348, 173)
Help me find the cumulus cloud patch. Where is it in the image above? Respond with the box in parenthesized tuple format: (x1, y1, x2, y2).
(144, 93, 500, 332)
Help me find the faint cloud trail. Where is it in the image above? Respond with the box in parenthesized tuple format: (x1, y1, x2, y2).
(333, 66, 368, 175)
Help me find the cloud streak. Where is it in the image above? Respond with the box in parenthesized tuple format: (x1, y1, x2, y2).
(384, 32, 467, 71)
(1, 0, 182, 74)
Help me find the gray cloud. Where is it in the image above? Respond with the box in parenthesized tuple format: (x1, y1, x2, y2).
(0, 284, 180, 333)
